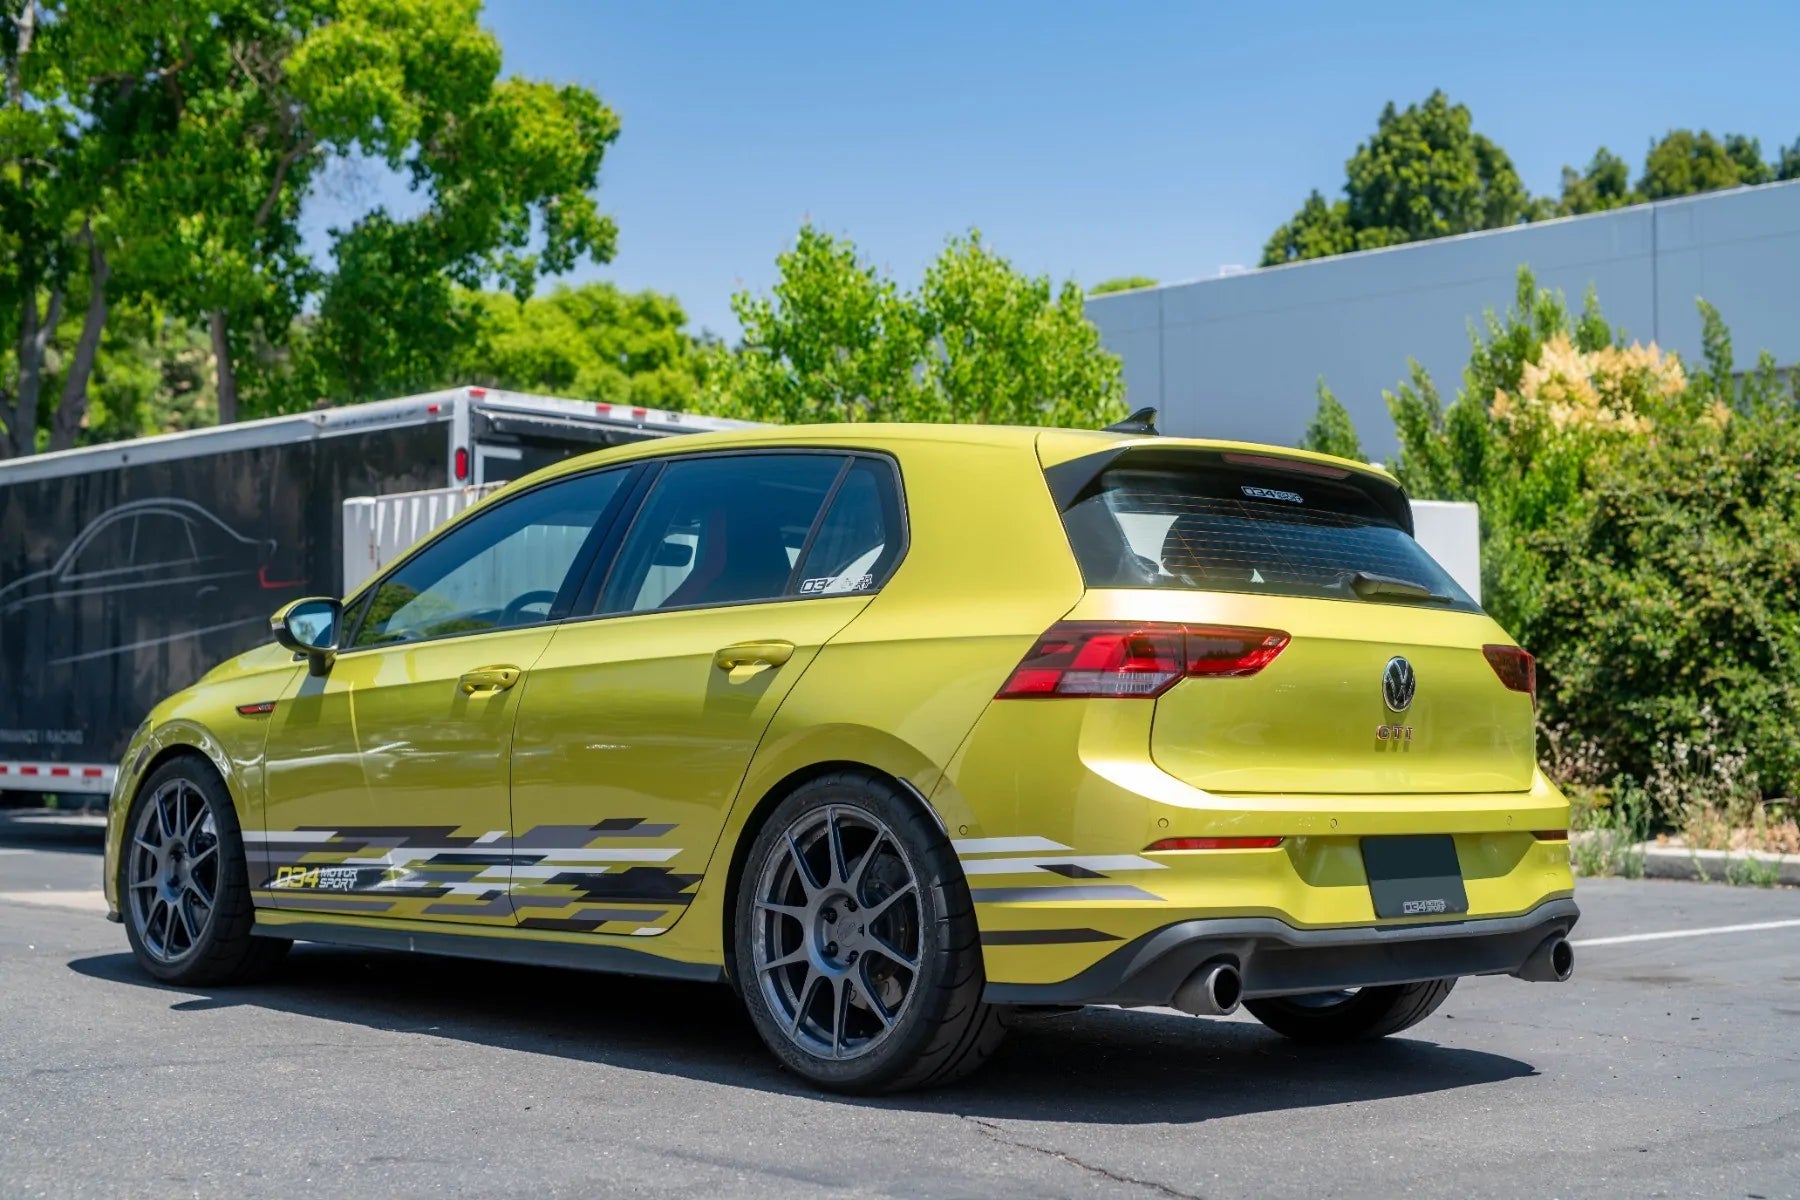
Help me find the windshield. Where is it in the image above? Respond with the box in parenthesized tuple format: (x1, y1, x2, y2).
(1059, 463, 1478, 611)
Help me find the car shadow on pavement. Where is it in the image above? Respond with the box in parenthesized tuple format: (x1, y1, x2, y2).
(0, 811, 105, 856)
(68, 945, 1535, 1124)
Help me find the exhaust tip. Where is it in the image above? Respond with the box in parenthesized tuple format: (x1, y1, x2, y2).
(1173, 960, 1243, 1016)
(1514, 935, 1575, 983)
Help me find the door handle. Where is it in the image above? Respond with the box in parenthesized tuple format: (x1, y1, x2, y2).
(458, 665, 521, 695)
(713, 641, 795, 679)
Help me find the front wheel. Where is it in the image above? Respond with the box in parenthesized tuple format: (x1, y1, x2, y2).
(119, 756, 290, 986)
(733, 771, 1008, 1093)
(1245, 979, 1456, 1042)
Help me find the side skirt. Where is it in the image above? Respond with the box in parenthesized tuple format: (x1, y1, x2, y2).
(254, 916, 725, 985)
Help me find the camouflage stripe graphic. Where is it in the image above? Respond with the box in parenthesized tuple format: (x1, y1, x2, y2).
(250, 819, 696, 935)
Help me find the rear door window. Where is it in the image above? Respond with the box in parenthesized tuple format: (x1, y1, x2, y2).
(599, 453, 846, 614)
(1060, 462, 1477, 611)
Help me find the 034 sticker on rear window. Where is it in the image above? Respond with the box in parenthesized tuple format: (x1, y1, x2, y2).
(798, 574, 874, 594)
(1241, 485, 1303, 504)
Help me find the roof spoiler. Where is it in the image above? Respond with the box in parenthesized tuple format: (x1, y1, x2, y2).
(1102, 406, 1159, 435)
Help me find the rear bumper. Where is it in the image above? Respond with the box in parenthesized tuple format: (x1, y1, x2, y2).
(983, 895, 1579, 1008)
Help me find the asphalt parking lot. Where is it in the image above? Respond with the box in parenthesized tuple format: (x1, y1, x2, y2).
(2, 811, 1798, 1200)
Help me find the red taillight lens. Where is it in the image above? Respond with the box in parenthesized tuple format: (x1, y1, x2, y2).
(1482, 644, 1536, 705)
(996, 622, 1289, 699)
(454, 446, 470, 481)
(1145, 836, 1285, 851)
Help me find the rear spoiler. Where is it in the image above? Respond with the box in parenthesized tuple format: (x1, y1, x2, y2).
(1042, 442, 1415, 537)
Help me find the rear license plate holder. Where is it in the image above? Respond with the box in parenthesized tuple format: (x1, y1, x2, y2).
(1361, 834, 1468, 919)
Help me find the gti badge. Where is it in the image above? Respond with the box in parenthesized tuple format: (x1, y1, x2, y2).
(1382, 656, 1416, 713)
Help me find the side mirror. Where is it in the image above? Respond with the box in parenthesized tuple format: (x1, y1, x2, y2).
(271, 596, 342, 677)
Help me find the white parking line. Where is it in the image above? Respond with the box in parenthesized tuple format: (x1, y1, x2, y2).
(1573, 918, 1800, 948)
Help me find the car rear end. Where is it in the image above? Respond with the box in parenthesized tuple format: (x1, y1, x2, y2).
(942, 434, 1577, 1013)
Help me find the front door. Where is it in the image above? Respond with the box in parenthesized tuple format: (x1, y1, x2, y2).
(508, 451, 907, 937)
(257, 465, 633, 924)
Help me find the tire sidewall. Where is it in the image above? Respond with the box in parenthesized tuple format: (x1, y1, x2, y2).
(119, 757, 250, 984)
(733, 774, 971, 1091)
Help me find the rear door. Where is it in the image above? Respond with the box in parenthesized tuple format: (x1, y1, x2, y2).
(507, 451, 905, 936)
(1053, 449, 1535, 794)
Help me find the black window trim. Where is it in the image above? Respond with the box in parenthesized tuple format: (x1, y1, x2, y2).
(337, 461, 649, 655)
(573, 445, 911, 624)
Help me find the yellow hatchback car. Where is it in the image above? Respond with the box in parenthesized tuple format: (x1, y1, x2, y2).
(105, 421, 1578, 1091)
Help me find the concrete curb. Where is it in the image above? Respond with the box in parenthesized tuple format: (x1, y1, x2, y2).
(1637, 845, 1800, 886)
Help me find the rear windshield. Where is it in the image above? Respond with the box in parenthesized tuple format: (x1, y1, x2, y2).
(1059, 463, 1478, 612)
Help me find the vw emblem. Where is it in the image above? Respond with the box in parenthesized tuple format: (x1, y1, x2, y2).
(1382, 656, 1416, 713)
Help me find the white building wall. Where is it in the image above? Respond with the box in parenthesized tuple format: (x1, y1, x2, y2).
(1086, 180, 1800, 459)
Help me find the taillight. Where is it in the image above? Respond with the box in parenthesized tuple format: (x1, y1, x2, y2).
(996, 622, 1289, 699)
(1482, 644, 1536, 705)
(454, 446, 470, 481)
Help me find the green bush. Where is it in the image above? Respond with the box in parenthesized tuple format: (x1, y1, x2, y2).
(1380, 267, 1800, 799)
(1530, 405, 1800, 792)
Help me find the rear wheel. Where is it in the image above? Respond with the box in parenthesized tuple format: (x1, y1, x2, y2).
(733, 771, 1008, 1093)
(1245, 979, 1455, 1042)
(120, 757, 290, 986)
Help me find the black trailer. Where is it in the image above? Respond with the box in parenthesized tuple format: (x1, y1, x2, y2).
(0, 386, 744, 797)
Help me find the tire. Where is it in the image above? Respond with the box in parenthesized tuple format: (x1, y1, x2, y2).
(119, 755, 290, 986)
(1245, 979, 1456, 1043)
(732, 769, 1008, 1093)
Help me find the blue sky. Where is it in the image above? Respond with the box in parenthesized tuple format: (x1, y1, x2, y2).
(300, 0, 1800, 339)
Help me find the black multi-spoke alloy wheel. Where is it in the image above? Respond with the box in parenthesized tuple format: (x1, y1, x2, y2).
(120, 756, 289, 985)
(734, 770, 1008, 1093)
(1245, 979, 1456, 1042)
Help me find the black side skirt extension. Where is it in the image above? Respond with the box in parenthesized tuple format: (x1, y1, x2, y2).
(254, 919, 726, 985)
(983, 897, 1581, 1008)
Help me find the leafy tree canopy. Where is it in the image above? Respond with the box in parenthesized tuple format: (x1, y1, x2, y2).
(706, 225, 1124, 428)
(1, 0, 620, 454)
(1262, 91, 1532, 266)
(1266, 94, 1800, 264)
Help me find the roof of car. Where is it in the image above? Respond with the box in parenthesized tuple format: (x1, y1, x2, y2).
(523, 421, 1399, 491)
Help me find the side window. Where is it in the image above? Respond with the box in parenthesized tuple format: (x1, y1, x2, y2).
(130, 512, 200, 568)
(600, 454, 845, 614)
(353, 468, 626, 648)
(67, 515, 138, 576)
(794, 458, 903, 595)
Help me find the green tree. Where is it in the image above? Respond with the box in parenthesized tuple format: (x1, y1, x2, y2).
(1089, 275, 1157, 295)
(1298, 378, 1363, 461)
(1638, 129, 1773, 200)
(2, 0, 620, 453)
(1557, 147, 1635, 215)
(454, 282, 707, 409)
(1262, 91, 1532, 266)
(708, 225, 1123, 428)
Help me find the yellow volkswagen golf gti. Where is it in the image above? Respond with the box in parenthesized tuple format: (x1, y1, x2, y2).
(104, 421, 1578, 1092)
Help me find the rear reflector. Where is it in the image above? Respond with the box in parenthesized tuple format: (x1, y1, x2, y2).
(996, 622, 1289, 699)
(1482, 644, 1537, 705)
(1146, 836, 1285, 851)
(1532, 830, 1568, 841)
